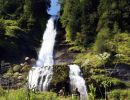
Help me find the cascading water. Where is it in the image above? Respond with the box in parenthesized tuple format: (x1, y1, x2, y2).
(69, 64, 88, 100)
(28, 17, 57, 91)
(27, 0, 88, 97)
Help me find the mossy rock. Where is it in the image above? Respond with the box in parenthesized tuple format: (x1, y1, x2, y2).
(21, 65, 31, 72)
(7, 68, 13, 73)
(13, 65, 21, 72)
(3, 72, 13, 78)
(51, 64, 69, 85)
(50, 64, 70, 93)
(13, 72, 20, 78)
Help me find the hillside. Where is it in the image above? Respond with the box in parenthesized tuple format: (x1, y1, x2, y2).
(0, 0, 130, 100)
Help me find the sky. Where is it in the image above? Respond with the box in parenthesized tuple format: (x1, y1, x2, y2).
(47, 0, 61, 15)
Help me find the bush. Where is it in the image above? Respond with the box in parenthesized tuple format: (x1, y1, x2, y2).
(51, 64, 69, 86)
(1, 89, 59, 100)
(90, 75, 126, 88)
(0, 87, 6, 97)
(93, 28, 110, 53)
(68, 46, 86, 53)
(108, 89, 130, 100)
(106, 33, 130, 64)
(74, 52, 110, 68)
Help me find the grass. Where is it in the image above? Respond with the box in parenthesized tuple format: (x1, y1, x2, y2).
(0, 87, 130, 100)
(0, 88, 78, 100)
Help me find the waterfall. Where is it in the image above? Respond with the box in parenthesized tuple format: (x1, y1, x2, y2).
(69, 64, 88, 100)
(28, 17, 57, 91)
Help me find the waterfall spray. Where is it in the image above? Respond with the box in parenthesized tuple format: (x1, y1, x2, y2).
(28, 17, 57, 91)
(69, 64, 88, 100)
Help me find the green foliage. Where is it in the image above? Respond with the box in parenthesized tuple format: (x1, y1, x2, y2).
(0, 87, 6, 97)
(68, 46, 86, 53)
(91, 75, 125, 88)
(93, 28, 110, 52)
(61, 0, 130, 53)
(88, 84, 96, 100)
(0, 0, 50, 61)
(108, 89, 130, 100)
(3, 72, 13, 78)
(74, 52, 110, 68)
(74, 52, 127, 98)
(0, 89, 66, 100)
(106, 33, 130, 64)
(51, 64, 69, 85)
(7, 68, 13, 73)
(60, 0, 98, 47)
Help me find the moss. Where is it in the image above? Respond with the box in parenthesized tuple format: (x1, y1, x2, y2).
(68, 46, 86, 53)
(51, 64, 69, 86)
(7, 68, 13, 74)
(13, 65, 21, 72)
(21, 65, 31, 72)
(3, 72, 13, 78)
(13, 72, 20, 78)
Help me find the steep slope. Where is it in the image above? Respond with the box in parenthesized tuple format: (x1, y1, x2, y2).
(0, 0, 50, 62)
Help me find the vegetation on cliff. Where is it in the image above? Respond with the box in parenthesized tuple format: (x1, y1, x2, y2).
(0, 0, 50, 62)
(60, 0, 130, 99)
(0, 0, 130, 99)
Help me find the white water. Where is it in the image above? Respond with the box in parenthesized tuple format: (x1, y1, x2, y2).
(28, 17, 57, 91)
(69, 64, 88, 100)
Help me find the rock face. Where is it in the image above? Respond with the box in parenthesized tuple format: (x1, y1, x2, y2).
(0, 77, 22, 89)
(54, 48, 75, 65)
(50, 64, 71, 95)
(0, 61, 11, 74)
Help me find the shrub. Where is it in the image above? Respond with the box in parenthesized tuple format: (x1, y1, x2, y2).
(51, 64, 69, 86)
(68, 46, 86, 53)
(74, 52, 110, 68)
(91, 75, 126, 88)
(1, 89, 59, 100)
(106, 33, 130, 64)
(93, 28, 110, 53)
(0, 87, 6, 96)
(108, 89, 130, 100)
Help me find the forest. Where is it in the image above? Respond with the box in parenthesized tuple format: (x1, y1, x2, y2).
(0, 0, 130, 100)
